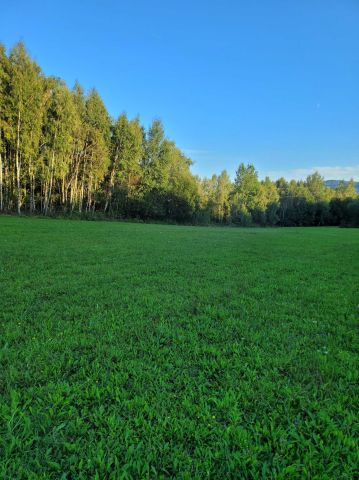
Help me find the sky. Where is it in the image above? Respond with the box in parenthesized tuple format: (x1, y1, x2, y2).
(1, 0, 359, 180)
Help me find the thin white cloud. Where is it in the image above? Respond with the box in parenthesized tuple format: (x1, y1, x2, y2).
(183, 149, 212, 158)
(263, 165, 359, 181)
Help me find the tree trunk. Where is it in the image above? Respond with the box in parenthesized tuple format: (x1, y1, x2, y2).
(61, 175, 66, 205)
(3, 151, 8, 210)
(45, 150, 55, 215)
(79, 150, 89, 214)
(29, 166, 35, 213)
(15, 110, 21, 215)
(104, 165, 116, 213)
(32, 174, 36, 212)
(0, 151, 3, 212)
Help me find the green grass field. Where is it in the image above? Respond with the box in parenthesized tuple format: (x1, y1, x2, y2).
(0, 217, 358, 479)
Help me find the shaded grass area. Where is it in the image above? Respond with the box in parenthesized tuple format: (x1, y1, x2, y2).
(0, 216, 358, 479)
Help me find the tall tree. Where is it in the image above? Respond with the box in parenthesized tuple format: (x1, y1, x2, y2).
(0, 44, 11, 211)
(305, 172, 327, 202)
(105, 114, 143, 212)
(142, 119, 167, 191)
(76, 88, 110, 212)
(258, 177, 279, 225)
(41, 77, 76, 213)
(8, 42, 44, 214)
(231, 163, 261, 223)
(1, 40, 358, 226)
(205, 171, 232, 222)
(335, 179, 357, 199)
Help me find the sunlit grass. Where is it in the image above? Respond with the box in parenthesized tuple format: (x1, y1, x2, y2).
(0, 216, 358, 479)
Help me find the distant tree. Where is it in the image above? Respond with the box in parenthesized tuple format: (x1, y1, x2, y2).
(81, 88, 110, 212)
(105, 114, 143, 213)
(214, 170, 232, 222)
(142, 119, 166, 188)
(0, 40, 357, 227)
(164, 142, 199, 221)
(346, 199, 359, 226)
(305, 172, 327, 202)
(259, 177, 279, 225)
(201, 171, 232, 222)
(335, 179, 357, 200)
(231, 163, 260, 223)
(275, 177, 289, 197)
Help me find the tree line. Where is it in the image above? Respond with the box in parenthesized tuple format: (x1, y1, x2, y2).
(0, 42, 358, 226)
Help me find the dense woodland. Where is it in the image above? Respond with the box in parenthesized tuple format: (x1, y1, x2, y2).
(0, 42, 358, 226)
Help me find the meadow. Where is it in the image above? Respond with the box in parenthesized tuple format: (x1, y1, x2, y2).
(0, 216, 358, 479)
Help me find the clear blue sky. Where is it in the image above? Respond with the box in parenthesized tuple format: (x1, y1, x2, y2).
(2, 0, 359, 180)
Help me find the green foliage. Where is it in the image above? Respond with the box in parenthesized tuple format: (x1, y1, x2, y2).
(335, 179, 357, 200)
(201, 171, 232, 223)
(306, 172, 328, 202)
(0, 41, 358, 226)
(1, 217, 358, 478)
(232, 163, 261, 213)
